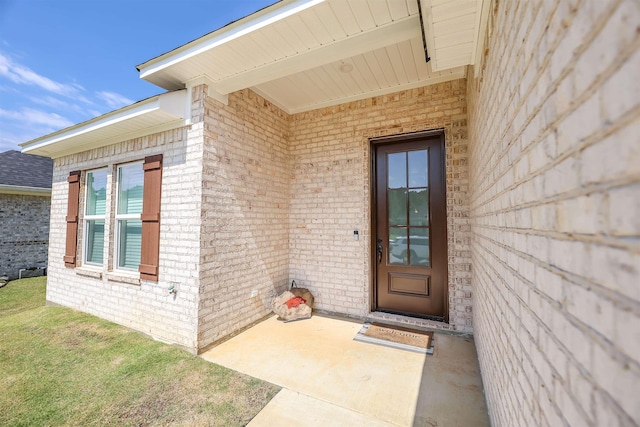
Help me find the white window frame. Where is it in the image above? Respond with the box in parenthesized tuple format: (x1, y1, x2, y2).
(82, 168, 108, 267)
(114, 161, 144, 272)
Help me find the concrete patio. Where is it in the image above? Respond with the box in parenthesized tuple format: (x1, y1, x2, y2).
(201, 315, 490, 426)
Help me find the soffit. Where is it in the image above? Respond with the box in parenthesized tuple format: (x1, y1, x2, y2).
(138, 0, 487, 114)
(419, 0, 490, 72)
(20, 91, 188, 159)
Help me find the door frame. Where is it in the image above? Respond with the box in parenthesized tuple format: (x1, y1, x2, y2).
(369, 129, 449, 323)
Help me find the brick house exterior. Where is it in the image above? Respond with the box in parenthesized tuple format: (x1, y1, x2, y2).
(0, 150, 53, 279)
(22, 1, 639, 425)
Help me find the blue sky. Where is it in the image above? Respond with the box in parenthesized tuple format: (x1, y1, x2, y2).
(0, 0, 276, 152)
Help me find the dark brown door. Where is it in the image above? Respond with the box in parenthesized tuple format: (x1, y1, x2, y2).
(374, 132, 447, 320)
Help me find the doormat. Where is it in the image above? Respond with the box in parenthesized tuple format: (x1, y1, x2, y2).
(354, 322, 434, 354)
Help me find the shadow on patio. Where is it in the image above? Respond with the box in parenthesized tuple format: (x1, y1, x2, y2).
(201, 314, 489, 426)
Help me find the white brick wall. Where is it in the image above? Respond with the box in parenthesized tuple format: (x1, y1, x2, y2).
(197, 88, 290, 349)
(47, 124, 202, 351)
(194, 81, 474, 348)
(468, 0, 640, 425)
(289, 81, 472, 331)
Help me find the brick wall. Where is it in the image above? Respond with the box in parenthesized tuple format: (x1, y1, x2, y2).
(0, 193, 50, 279)
(47, 124, 203, 351)
(467, 0, 640, 425)
(289, 80, 472, 331)
(195, 80, 472, 347)
(198, 88, 290, 349)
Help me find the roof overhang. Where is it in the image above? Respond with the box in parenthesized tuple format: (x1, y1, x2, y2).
(0, 185, 51, 197)
(20, 1, 491, 161)
(137, 0, 324, 82)
(136, 0, 490, 114)
(21, 90, 188, 158)
(419, 0, 491, 74)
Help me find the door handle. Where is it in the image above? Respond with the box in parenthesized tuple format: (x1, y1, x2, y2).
(377, 238, 383, 265)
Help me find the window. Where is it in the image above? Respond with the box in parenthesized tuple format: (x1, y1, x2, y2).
(83, 169, 107, 266)
(115, 162, 144, 271)
(65, 154, 162, 282)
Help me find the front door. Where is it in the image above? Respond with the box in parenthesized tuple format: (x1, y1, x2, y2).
(373, 132, 447, 320)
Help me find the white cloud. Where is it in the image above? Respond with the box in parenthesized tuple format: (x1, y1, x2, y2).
(0, 107, 73, 128)
(0, 52, 137, 114)
(0, 130, 35, 152)
(28, 96, 99, 118)
(0, 52, 79, 97)
(28, 95, 70, 109)
(0, 107, 75, 150)
(0, 139, 20, 152)
(0, 51, 139, 151)
(96, 90, 133, 109)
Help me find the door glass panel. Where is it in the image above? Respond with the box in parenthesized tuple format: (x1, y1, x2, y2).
(388, 227, 408, 265)
(388, 189, 407, 226)
(387, 152, 406, 189)
(409, 228, 430, 267)
(409, 189, 429, 226)
(408, 150, 428, 188)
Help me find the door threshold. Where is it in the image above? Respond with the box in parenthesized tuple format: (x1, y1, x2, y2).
(367, 311, 452, 333)
(377, 308, 444, 322)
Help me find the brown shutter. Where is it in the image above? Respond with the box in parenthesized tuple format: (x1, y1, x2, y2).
(139, 154, 162, 281)
(64, 170, 81, 267)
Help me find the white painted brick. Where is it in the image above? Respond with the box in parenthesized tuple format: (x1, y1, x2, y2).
(565, 282, 615, 340)
(47, 118, 200, 351)
(580, 118, 640, 186)
(608, 184, 640, 236)
(467, 0, 640, 424)
(556, 193, 606, 235)
(534, 265, 563, 302)
(614, 307, 640, 363)
(556, 92, 601, 156)
(587, 244, 640, 302)
(542, 156, 580, 198)
(591, 343, 640, 423)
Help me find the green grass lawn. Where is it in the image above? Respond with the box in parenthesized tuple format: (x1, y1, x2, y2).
(0, 277, 280, 426)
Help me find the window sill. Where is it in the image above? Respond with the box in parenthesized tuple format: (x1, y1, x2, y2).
(105, 272, 140, 286)
(75, 267, 103, 279)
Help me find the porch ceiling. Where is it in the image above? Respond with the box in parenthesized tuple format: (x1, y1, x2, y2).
(137, 0, 489, 114)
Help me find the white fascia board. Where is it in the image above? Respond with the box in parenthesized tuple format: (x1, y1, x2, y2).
(21, 90, 188, 156)
(138, 0, 325, 81)
(0, 185, 51, 196)
(214, 15, 421, 95)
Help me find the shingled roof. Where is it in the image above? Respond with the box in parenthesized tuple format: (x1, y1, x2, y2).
(0, 150, 53, 189)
